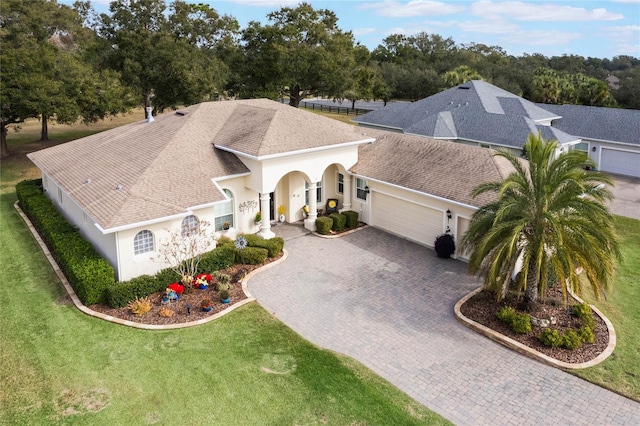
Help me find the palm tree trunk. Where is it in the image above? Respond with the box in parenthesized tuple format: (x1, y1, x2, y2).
(524, 262, 539, 309)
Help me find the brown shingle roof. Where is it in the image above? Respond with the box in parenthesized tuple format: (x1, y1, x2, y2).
(27, 99, 372, 231)
(352, 129, 515, 207)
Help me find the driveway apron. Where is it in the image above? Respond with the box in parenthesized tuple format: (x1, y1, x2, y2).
(248, 227, 640, 425)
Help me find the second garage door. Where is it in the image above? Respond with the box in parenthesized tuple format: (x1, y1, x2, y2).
(371, 192, 444, 247)
(600, 148, 640, 178)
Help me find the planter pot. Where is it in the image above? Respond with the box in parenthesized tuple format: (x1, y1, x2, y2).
(279, 214, 286, 222)
(198, 284, 208, 290)
(221, 298, 231, 304)
(202, 306, 212, 312)
(161, 296, 170, 305)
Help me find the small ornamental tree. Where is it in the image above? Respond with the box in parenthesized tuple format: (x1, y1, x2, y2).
(156, 220, 213, 292)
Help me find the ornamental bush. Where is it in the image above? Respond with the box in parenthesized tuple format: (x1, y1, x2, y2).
(573, 303, 596, 328)
(511, 313, 532, 334)
(244, 234, 284, 257)
(562, 329, 583, 350)
(329, 212, 346, 232)
(578, 325, 595, 344)
(199, 244, 235, 272)
(106, 275, 164, 308)
(316, 216, 333, 235)
(496, 306, 516, 323)
(236, 246, 268, 265)
(343, 210, 359, 229)
(434, 233, 456, 259)
(16, 179, 115, 305)
(540, 328, 564, 348)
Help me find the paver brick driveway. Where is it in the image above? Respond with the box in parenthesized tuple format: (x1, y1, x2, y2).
(248, 227, 640, 425)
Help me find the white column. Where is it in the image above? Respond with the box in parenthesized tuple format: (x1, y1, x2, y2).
(304, 181, 318, 231)
(340, 174, 352, 212)
(257, 192, 275, 239)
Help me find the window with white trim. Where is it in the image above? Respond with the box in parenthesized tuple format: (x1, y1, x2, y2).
(134, 230, 154, 255)
(181, 215, 200, 236)
(214, 189, 234, 231)
(337, 173, 344, 194)
(573, 142, 589, 152)
(356, 178, 368, 201)
(305, 181, 322, 204)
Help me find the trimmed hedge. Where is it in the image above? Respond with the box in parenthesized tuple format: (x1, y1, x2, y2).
(329, 213, 346, 232)
(16, 179, 115, 305)
(243, 234, 284, 257)
(316, 216, 333, 235)
(198, 244, 235, 272)
(343, 210, 359, 229)
(106, 275, 164, 308)
(235, 246, 268, 265)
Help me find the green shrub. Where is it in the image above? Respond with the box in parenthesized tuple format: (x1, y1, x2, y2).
(578, 325, 595, 344)
(106, 274, 164, 308)
(511, 313, 532, 334)
(16, 179, 115, 305)
(315, 217, 333, 235)
(496, 306, 516, 323)
(343, 210, 359, 229)
(562, 329, 583, 350)
(329, 212, 346, 232)
(244, 234, 284, 257)
(216, 236, 234, 247)
(236, 246, 268, 265)
(156, 268, 179, 287)
(540, 328, 564, 347)
(573, 303, 595, 328)
(199, 244, 235, 272)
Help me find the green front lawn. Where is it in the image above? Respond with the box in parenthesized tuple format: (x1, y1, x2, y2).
(572, 215, 640, 401)
(0, 191, 449, 425)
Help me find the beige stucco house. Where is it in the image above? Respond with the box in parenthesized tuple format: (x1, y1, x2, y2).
(28, 99, 511, 281)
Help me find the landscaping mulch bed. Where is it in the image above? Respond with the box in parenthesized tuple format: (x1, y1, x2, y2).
(89, 256, 282, 326)
(460, 285, 609, 364)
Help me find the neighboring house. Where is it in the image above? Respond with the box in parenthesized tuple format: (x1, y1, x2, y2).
(353, 80, 580, 155)
(28, 99, 509, 281)
(536, 104, 640, 178)
(354, 80, 640, 178)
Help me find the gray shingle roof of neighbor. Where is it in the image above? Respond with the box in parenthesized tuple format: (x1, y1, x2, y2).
(354, 80, 579, 148)
(27, 99, 373, 231)
(536, 103, 640, 146)
(352, 128, 520, 208)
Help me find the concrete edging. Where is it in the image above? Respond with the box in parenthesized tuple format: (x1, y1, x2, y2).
(14, 200, 288, 330)
(312, 224, 369, 239)
(454, 286, 617, 370)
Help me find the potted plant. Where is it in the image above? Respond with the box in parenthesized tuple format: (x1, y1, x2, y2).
(193, 273, 212, 290)
(278, 205, 286, 222)
(223, 221, 230, 230)
(255, 211, 262, 224)
(201, 298, 213, 312)
(219, 289, 230, 304)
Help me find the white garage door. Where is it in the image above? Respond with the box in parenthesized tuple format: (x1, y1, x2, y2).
(600, 148, 640, 178)
(371, 192, 443, 247)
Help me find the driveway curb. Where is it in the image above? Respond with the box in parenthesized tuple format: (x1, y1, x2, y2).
(454, 287, 617, 370)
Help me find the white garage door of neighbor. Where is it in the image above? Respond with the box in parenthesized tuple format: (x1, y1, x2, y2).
(600, 148, 640, 178)
(372, 192, 443, 247)
(457, 217, 471, 260)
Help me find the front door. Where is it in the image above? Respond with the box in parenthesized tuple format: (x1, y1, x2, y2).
(269, 192, 275, 223)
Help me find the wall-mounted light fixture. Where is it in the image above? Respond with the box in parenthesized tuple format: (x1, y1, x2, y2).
(592, 146, 597, 152)
(446, 209, 452, 220)
(364, 186, 370, 194)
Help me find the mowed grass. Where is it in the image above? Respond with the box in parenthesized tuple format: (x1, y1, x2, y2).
(1, 112, 449, 424)
(572, 215, 640, 401)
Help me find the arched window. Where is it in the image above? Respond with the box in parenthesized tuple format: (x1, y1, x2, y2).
(181, 215, 199, 236)
(214, 189, 234, 231)
(133, 230, 154, 255)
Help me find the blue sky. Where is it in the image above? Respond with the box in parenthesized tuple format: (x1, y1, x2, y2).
(80, 0, 640, 59)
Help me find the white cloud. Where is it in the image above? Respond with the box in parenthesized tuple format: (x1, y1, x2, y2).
(611, 0, 640, 4)
(231, 0, 301, 7)
(360, 0, 465, 18)
(352, 27, 377, 36)
(421, 20, 459, 29)
(601, 25, 640, 56)
(470, 0, 624, 22)
(500, 29, 583, 46)
(459, 19, 520, 34)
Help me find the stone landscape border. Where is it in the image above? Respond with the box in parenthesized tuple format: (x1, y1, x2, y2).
(454, 286, 617, 369)
(15, 200, 287, 330)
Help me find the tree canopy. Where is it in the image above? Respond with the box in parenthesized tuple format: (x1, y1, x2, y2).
(459, 134, 622, 309)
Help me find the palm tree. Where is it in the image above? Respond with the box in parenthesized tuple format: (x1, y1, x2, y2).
(459, 133, 621, 308)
